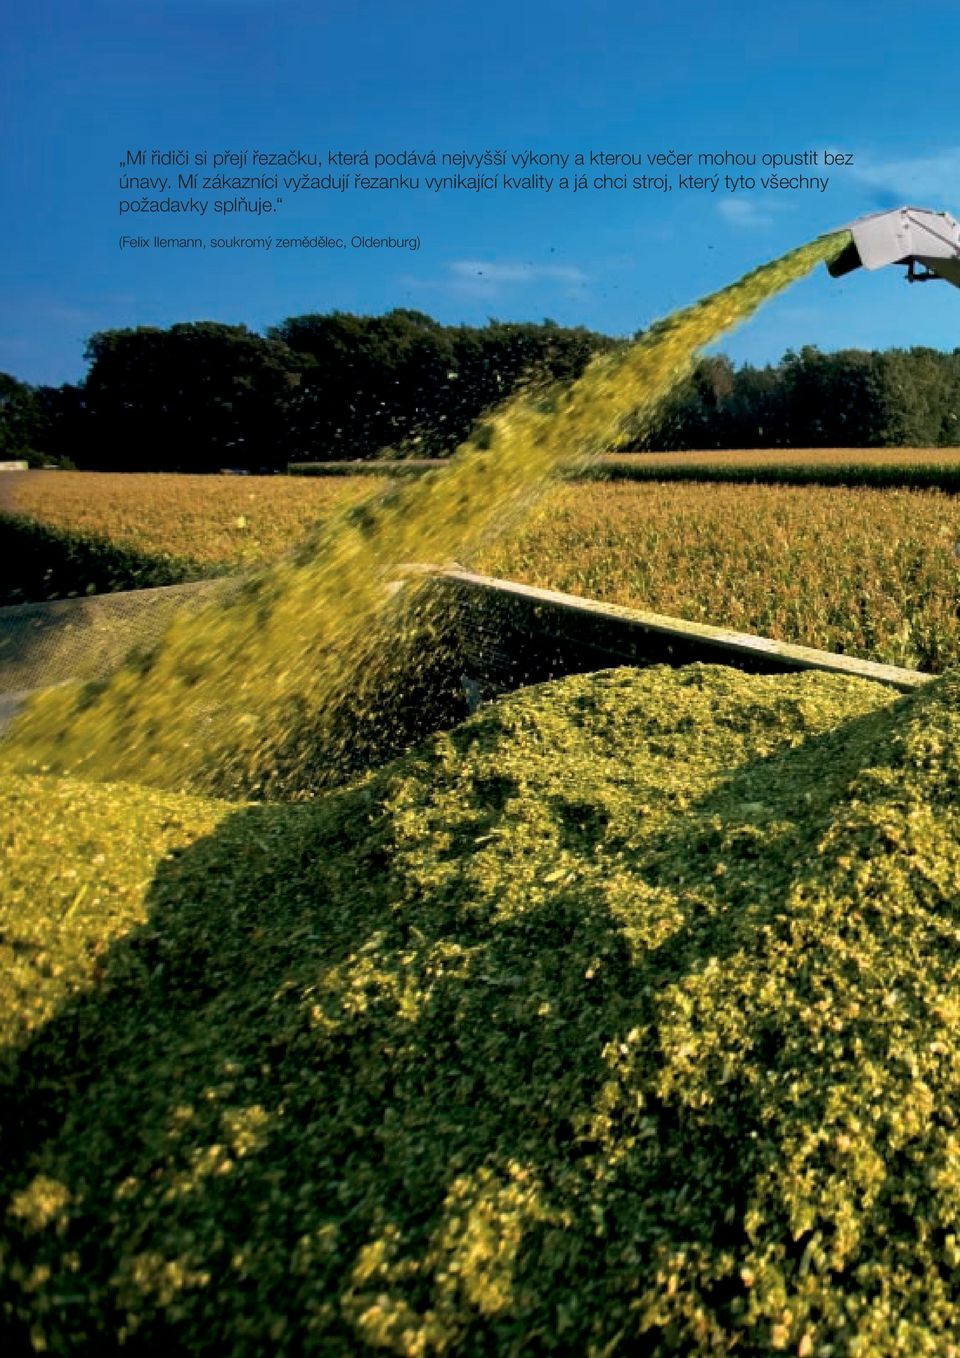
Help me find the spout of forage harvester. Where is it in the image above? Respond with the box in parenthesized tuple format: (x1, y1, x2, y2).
(824, 205, 960, 287)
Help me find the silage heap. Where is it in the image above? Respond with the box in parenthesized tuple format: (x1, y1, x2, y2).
(2, 234, 848, 799)
(6, 662, 960, 1355)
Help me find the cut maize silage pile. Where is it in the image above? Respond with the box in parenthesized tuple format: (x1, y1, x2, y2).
(4, 662, 960, 1356)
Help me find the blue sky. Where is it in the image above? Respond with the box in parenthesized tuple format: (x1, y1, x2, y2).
(4, 0, 960, 385)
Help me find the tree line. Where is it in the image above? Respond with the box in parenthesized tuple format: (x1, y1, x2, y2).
(0, 312, 614, 472)
(628, 346, 960, 450)
(3, 316, 960, 471)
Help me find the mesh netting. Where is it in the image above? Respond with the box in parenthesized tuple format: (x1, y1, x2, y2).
(0, 572, 928, 743)
(0, 578, 242, 696)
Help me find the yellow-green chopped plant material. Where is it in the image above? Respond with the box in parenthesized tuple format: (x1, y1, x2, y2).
(9, 663, 960, 1354)
(1, 234, 848, 801)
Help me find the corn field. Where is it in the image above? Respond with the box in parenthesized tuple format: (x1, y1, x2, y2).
(6, 466, 960, 673)
(476, 480, 960, 672)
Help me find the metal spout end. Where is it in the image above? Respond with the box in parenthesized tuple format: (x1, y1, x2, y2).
(825, 205, 960, 289)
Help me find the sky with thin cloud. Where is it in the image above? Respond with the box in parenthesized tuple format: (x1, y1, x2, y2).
(4, 0, 960, 384)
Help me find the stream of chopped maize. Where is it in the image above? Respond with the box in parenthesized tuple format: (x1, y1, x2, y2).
(2, 234, 849, 800)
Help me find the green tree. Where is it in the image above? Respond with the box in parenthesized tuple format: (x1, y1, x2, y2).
(270, 310, 616, 459)
(81, 323, 306, 471)
(0, 373, 47, 463)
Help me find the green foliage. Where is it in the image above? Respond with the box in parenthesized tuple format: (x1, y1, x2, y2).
(0, 372, 44, 461)
(0, 373, 81, 465)
(80, 323, 307, 473)
(10, 664, 960, 1353)
(632, 346, 960, 451)
(268, 310, 617, 460)
(3, 314, 612, 473)
(12, 317, 960, 472)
